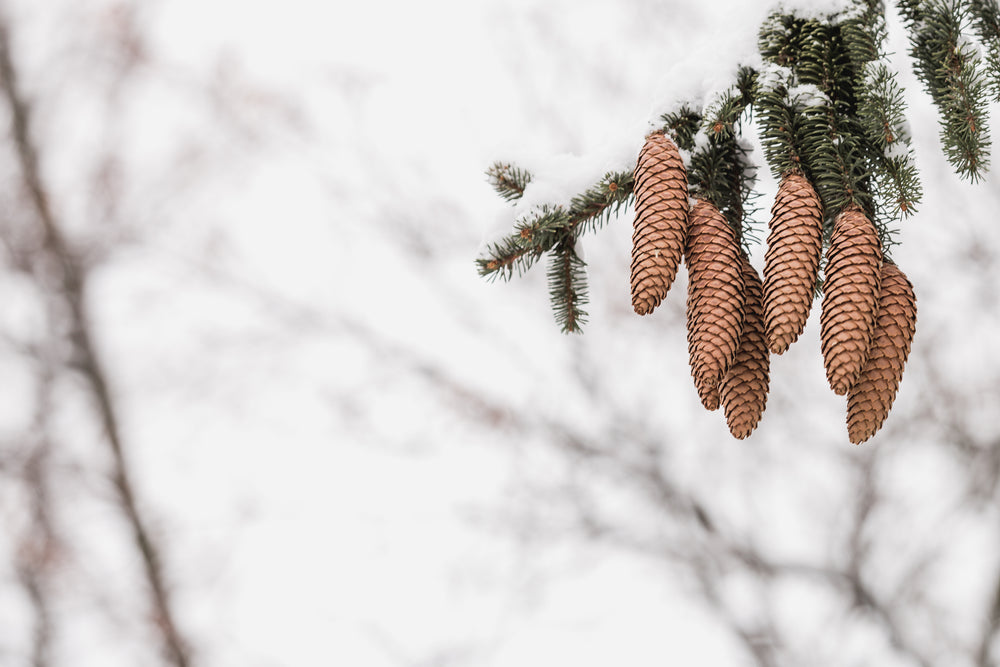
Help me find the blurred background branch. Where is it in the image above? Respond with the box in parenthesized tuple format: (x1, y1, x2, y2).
(0, 12, 191, 667)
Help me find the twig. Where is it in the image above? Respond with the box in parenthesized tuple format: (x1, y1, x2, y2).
(976, 562, 1000, 667)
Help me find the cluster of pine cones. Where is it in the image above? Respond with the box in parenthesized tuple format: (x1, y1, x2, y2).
(630, 131, 917, 443)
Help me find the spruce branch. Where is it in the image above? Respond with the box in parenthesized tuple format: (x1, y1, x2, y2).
(799, 104, 874, 223)
(842, 0, 888, 69)
(899, 0, 991, 180)
(759, 6, 882, 225)
(968, 0, 1000, 100)
(569, 169, 635, 234)
(688, 131, 758, 244)
(757, 74, 814, 177)
(795, 21, 859, 114)
(547, 237, 588, 333)
(859, 62, 923, 220)
(477, 171, 632, 289)
(660, 106, 703, 151)
(760, 13, 824, 70)
(896, 0, 922, 23)
(703, 66, 759, 139)
(479, 0, 1000, 331)
(859, 63, 910, 149)
(513, 204, 574, 249)
(487, 161, 532, 202)
(688, 69, 761, 242)
(476, 222, 554, 281)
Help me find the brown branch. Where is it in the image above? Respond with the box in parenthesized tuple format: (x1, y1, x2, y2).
(976, 565, 1000, 667)
(0, 17, 191, 667)
(17, 564, 52, 667)
(17, 435, 55, 667)
(8, 337, 62, 667)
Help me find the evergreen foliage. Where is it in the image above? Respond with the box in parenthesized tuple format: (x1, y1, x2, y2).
(968, 0, 1000, 99)
(687, 66, 760, 243)
(898, 0, 991, 180)
(547, 237, 589, 333)
(477, 169, 632, 331)
(486, 161, 532, 202)
(477, 0, 1000, 332)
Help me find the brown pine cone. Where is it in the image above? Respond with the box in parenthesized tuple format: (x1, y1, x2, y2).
(720, 255, 770, 438)
(820, 207, 883, 395)
(685, 199, 746, 409)
(763, 171, 823, 354)
(847, 262, 917, 444)
(630, 131, 690, 315)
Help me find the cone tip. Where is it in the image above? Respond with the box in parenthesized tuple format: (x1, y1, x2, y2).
(849, 429, 873, 445)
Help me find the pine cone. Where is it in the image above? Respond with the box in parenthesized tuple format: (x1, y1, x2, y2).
(631, 131, 690, 315)
(847, 262, 917, 444)
(763, 171, 823, 354)
(820, 207, 883, 395)
(685, 199, 746, 409)
(720, 255, 770, 438)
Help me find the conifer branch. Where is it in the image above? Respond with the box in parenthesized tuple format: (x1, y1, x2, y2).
(660, 107, 703, 151)
(842, 0, 887, 70)
(859, 62, 923, 222)
(759, 8, 884, 229)
(756, 74, 813, 178)
(569, 170, 635, 234)
(547, 237, 588, 333)
(688, 132, 758, 243)
(703, 67, 759, 139)
(968, 0, 1000, 100)
(476, 226, 552, 281)
(477, 171, 632, 290)
(486, 161, 533, 202)
(898, 0, 991, 180)
(688, 69, 761, 242)
(513, 205, 574, 250)
(479, 0, 1000, 329)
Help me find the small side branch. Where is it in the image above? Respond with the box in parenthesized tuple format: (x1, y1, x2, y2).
(976, 561, 1000, 667)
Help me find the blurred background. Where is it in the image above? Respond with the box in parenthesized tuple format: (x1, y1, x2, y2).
(1, 0, 999, 665)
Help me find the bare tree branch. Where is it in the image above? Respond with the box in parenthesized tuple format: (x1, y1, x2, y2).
(977, 563, 1000, 667)
(0, 16, 192, 667)
(17, 446, 55, 667)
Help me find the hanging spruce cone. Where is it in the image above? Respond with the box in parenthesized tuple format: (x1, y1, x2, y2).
(847, 262, 917, 444)
(630, 131, 690, 315)
(720, 255, 770, 438)
(820, 207, 883, 395)
(763, 171, 823, 354)
(685, 199, 746, 410)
